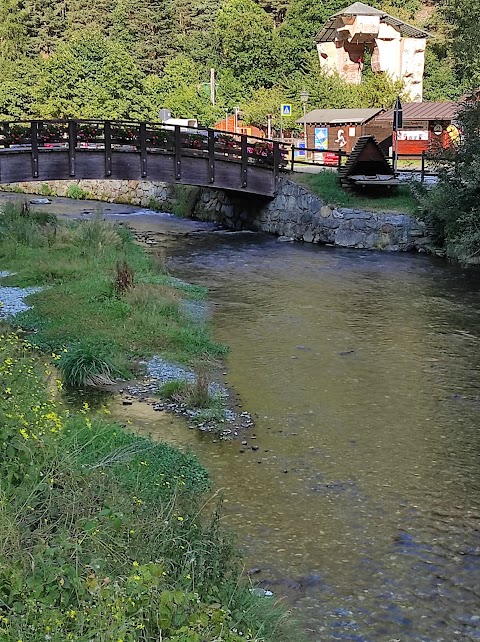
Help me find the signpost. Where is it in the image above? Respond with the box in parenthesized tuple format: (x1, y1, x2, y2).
(392, 96, 403, 172)
(280, 103, 291, 141)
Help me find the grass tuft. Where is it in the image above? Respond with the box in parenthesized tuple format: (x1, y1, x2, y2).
(58, 342, 119, 387)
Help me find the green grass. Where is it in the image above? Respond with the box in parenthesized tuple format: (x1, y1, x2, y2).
(158, 374, 228, 425)
(294, 169, 418, 214)
(0, 333, 299, 642)
(0, 202, 227, 383)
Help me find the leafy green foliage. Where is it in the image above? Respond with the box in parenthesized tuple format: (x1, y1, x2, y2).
(0, 0, 473, 125)
(440, 0, 480, 91)
(0, 200, 227, 373)
(423, 100, 480, 264)
(213, 0, 276, 89)
(66, 183, 89, 199)
(57, 341, 119, 386)
(36, 32, 153, 119)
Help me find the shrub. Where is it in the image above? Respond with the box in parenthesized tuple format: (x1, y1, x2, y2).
(0, 200, 57, 247)
(39, 182, 56, 196)
(423, 100, 480, 264)
(158, 365, 216, 410)
(170, 184, 201, 218)
(0, 333, 298, 642)
(73, 214, 122, 252)
(66, 183, 89, 199)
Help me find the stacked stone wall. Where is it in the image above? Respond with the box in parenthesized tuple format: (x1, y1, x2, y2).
(0, 179, 171, 207)
(194, 177, 430, 252)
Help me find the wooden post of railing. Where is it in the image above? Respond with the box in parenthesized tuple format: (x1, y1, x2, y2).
(273, 141, 281, 183)
(337, 150, 343, 171)
(208, 130, 215, 184)
(68, 121, 76, 176)
(31, 121, 39, 178)
(421, 151, 425, 183)
(140, 122, 147, 178)
(241, 135, 248, 188)
(174, 125, 181, 179)
(104, 121, 112, 177)
(290, 144, 295, 172)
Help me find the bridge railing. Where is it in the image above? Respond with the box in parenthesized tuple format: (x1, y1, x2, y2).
(0, 120, 290, 194)
(0, 119, 289, 168)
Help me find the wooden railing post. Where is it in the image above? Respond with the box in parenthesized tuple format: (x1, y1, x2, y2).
(273, 141, 281, 183)
(241, 135, 248, 188)
(68, 121, 76, 176)
(140, 122, 147, 178)
(174, 125, 181, 179)
(337, 150, 343, 170)
(290, 144, 295, 172)
(31, 120, 39, 178)
(104, 121, 112, 176)
(208, 130, 215, 184)
(421, 151, 425, 183)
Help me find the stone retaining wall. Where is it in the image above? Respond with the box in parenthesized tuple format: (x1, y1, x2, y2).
(193, 176, 430, 252)
(0, 179, 171, 207)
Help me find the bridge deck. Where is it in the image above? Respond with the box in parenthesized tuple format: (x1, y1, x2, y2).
(0, 120, 289, 197)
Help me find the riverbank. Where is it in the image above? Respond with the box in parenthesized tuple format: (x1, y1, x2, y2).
(0, 199, 250, 432)
(0, 200, 299, 640)
(0, 330, 296, 641)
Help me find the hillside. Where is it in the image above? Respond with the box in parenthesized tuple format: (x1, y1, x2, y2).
(0, 0, 477, 127)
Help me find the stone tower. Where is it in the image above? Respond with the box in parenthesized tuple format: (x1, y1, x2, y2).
(315, 2, 429, 102)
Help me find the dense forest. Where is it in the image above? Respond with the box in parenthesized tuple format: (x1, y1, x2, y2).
(0, 0, 479, 129)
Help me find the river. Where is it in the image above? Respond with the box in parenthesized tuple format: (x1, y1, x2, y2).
(20, 199, 480, 640)
(130, 213, 480, 642)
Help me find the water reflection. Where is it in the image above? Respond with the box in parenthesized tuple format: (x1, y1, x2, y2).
(116, 219, 480, 641)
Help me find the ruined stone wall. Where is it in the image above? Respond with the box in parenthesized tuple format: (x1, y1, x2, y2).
(316, 15, 426, 101)
(194, 177, 429, 253)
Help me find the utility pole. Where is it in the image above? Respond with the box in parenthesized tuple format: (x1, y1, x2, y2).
(234, 106, 240, 133)
(210, 68, 215, 106)
(300, 89, 309, 149)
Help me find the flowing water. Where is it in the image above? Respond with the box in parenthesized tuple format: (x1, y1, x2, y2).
(24, 199, 480, 641)
(130, 215, 480, 642)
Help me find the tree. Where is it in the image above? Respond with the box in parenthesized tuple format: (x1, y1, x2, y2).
(147, 54, 219, 124)
(24, 0, 68, 56)
(35, 32, 152, 119)
(114, 0, 177, 74)
(275, 0, 345, 76)
(441, 0, 480, 89)
(423, 45, 461, 101)
(213, 0, 276, 90)
(0, 0, 27, 59)
(0, 57, 40, 118)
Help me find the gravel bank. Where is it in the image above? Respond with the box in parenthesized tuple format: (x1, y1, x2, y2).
(0, 272, 43, 319)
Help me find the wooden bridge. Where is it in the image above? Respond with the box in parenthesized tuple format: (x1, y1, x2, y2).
(0, 120, 288, 198)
